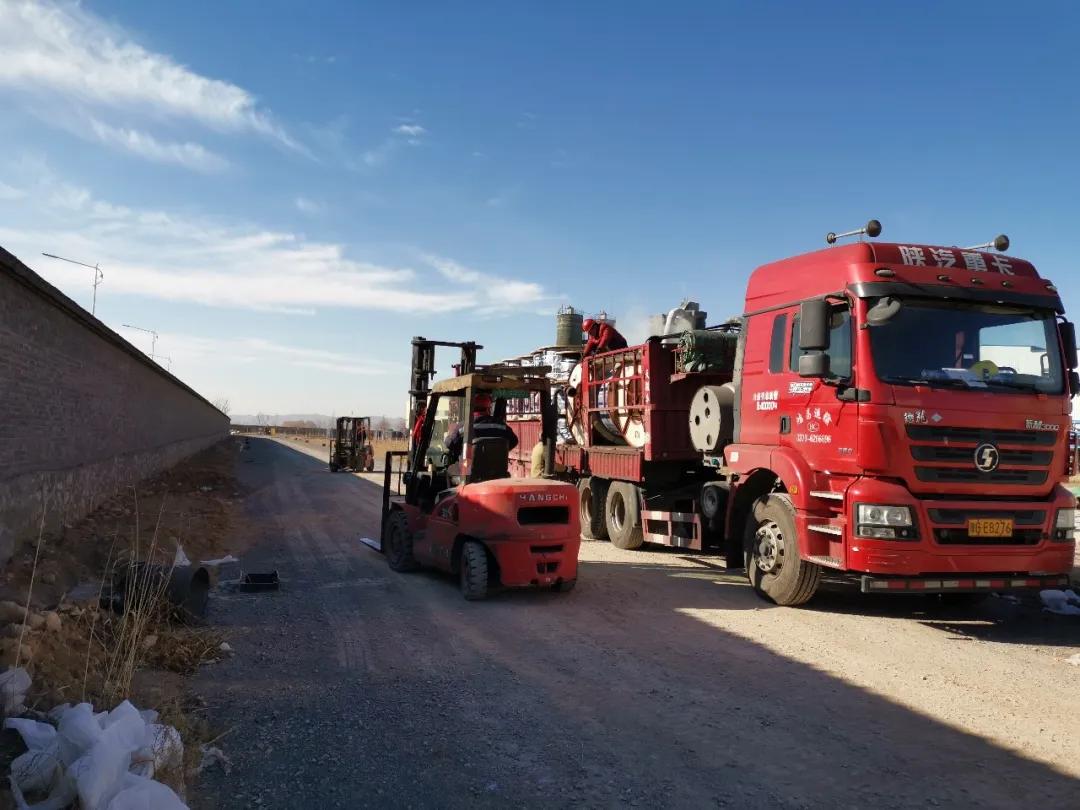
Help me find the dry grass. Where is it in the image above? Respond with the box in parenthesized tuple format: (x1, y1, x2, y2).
(0, 441, 247, 790)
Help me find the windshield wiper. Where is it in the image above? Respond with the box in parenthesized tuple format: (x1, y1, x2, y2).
(882, 375, 971, 389)
(982, 377, 1044, 392)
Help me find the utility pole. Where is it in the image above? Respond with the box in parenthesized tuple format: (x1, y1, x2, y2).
(121, 323, 159, 357)
(42, 253, 104, 316)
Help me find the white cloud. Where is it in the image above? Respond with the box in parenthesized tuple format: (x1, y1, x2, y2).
(393, 124, 426, 137)
(0, 1, 301, 152)
(294, 196, 323, 216)
(165, 333, 396, 376)
(0, 182, 25, 201)
(422, 254, 548, 315)
(361, 140, 396, 167)
(88, 119, 229, 172)
(0, 166, 550, 317)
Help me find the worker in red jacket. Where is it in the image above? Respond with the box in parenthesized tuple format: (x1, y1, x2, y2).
(581, 318, 628, 358)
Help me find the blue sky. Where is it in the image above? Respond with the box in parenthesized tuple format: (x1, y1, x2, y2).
(1, 1, 1077, 419)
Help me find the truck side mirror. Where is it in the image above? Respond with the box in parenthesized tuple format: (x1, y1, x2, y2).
(799, 300, 830, 351)
(1061, 321, 1078, 369)
(799, 353, 830, 378)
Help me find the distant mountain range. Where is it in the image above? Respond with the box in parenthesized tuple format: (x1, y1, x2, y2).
(231, 414, 406, 430)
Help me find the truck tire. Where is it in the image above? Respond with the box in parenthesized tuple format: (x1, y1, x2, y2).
(578, 477, 609, 541)
(460, 540, 489, 601)
(384, 510, 419, 572)
(605, 481, 644, 550)
(743, 493, 821, 606)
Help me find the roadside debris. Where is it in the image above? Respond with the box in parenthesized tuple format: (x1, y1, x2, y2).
(0, 667, 31, 714)
(1039, 589, 1080, 616)
(195, 745, 231, 776)
(4, 683, 188, 809)
(103, 565, 211, 623)
(238, 572, 279, 593)
(200, 555, 239, 567)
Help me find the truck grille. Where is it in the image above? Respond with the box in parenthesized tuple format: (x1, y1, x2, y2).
(915, 467, 1048, 485)
(906, 425, 1054, 487)
(906, 426, 1056, 446)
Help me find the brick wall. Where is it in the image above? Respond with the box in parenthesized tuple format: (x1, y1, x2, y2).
(0, 247, 228, 561)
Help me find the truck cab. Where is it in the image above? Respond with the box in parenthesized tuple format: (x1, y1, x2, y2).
(726, 240, 1077, 604)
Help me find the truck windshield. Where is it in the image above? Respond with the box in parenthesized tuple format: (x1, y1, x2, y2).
(868, 299, 1064, 394)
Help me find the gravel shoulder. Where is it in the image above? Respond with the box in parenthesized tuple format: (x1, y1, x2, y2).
(190, 437, 1080, 809)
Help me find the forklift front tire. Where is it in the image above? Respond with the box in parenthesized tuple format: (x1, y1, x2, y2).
(553, 579, 577, 593)
(460, 540, 489, 600)
(385, 510, 419, 572)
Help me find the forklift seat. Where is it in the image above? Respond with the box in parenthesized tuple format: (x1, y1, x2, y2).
(469, 437, 510, 482)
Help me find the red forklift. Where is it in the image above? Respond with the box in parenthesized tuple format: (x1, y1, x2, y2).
(329, 416, 375, 472)
(379, 338, 581, 599)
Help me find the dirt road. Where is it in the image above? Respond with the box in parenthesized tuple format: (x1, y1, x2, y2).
(191, 438, 1080, 809)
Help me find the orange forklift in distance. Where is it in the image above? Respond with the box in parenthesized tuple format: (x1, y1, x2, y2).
(379, 338, 581, 600)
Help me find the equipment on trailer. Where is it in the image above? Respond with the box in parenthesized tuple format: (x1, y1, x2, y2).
(380, 342, 580, 600)
(329, 416, 375, 472)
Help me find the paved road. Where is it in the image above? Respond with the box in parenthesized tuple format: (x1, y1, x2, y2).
(191, 438, 1080, 809)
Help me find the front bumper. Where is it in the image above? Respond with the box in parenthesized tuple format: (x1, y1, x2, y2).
(843, 478, 1076, 579)
(860, 573, 1071, 594)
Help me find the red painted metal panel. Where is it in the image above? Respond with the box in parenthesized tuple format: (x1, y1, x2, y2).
(585, 447, 642, 481)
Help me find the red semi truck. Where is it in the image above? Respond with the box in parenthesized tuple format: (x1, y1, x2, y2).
(508, 227, 1078, 605)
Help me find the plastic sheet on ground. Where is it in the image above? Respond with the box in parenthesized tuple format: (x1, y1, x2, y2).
(173, 545, 192, 567)
(1040, 589, 1080, 616)
(200, 555, 239, 567)
(0, 667, 32, 715)
(7, 690, 188, 810)
(107, 773, 187, 810)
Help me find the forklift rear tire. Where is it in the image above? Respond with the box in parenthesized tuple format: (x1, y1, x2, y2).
(553, 579, 576, 593)
(743, 493, 821, 606)
(578, 477, 608, 541)
(385, 511, 419, 572)
(460, 541, 489, 600)
(605, 482, 643, 550)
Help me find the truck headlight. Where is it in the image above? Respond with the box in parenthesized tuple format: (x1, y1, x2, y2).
(855, 503, 917, 540)
(1054, 508, 1076, 541)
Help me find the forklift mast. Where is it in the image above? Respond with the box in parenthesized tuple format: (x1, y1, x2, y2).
(409, 337, 481, 433)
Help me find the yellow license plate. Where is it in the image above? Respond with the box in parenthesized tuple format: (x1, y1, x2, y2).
(967, 518, 1014, 538)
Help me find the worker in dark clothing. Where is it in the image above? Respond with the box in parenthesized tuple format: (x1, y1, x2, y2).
(445, 392, 518, 464)
(581, 318, 628, 358)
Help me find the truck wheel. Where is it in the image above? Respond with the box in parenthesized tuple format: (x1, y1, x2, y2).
(578, 478, 609, 540)
(605, 481, 643, 550)
(384, 511, 418, 572)
(743, 493, 821, 606)
(460, 541, 489, 600)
